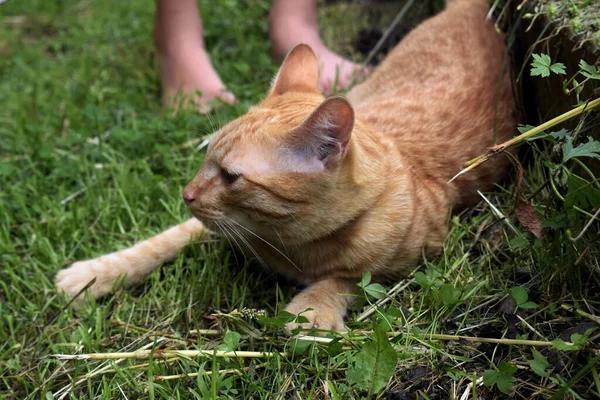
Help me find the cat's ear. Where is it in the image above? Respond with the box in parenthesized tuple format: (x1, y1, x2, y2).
(286, 96, 354, 168)
(269, 44, 320, 96)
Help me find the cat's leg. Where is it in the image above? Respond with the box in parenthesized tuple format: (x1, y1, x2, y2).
(285, 278, 357, 333)
(55, 218, 205, 301)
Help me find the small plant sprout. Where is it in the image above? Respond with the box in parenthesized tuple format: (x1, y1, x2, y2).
(483, 362, 517, 394)
(530, 53, 566, 78)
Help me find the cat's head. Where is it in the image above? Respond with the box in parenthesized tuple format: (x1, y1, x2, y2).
(183, 45, 356, 243)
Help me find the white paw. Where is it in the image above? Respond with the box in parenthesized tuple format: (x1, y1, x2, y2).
(55, 260, 114, 300)
(285, 302, 346, 334)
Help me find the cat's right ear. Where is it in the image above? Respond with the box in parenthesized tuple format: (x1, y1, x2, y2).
(286, 96, 355, 170)
(268, 44, 320, 96)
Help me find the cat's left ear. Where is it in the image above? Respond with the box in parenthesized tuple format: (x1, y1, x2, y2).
(286, 96, 355, 168)
(269, 44, 320, 96)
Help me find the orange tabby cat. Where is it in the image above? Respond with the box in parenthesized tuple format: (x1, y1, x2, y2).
(56, 0, 516, 331)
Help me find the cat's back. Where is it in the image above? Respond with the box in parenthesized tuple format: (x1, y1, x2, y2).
(348, 0, 516, 206)
(348, 0, 500, 105)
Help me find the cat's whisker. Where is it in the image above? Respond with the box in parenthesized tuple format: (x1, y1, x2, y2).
(195, 112, 220, 152)
(272, 227, 288, 254)
(228, 224, 270, 272)
(222, 224, 258, 270)
(222, 220, 270, 272)
(196, 133, 216, 152)
(223, 216, 301, 272)
(218, 221, 244, 255)
(214, 222, 240, 266)
(286, 210, 301, 227)
(214, 107, 225, 132)
(205, 111, 218, 133)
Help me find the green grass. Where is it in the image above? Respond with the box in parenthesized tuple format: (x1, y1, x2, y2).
(539, 0, 600, 49)
(1, 0, 600, 399)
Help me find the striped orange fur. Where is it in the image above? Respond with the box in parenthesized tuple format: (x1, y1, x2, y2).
(56, 0, 516, 331)
(55, 218, 204, 300)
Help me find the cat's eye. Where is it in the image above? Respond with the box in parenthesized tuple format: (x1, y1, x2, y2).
(220, 168, 241, 185)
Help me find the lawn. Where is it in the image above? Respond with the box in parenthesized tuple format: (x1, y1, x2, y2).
(1, 0, 600, 399)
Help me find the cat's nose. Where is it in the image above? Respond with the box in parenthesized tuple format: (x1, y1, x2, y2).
(182, 187, 196, 205)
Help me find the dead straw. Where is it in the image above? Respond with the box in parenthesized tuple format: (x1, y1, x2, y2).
(297, 332, 576, 348)
(155, 363, 267, 381)
(560, 304, 600, 325)
(53, 349, 279, 361)
(448, 97, 600, 183)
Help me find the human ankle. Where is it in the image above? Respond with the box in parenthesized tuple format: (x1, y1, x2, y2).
(269, 18, 322, 59)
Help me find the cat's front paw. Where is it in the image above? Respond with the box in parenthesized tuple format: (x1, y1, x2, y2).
(284, 301, 346, 334)
(55, 260, 114, 301)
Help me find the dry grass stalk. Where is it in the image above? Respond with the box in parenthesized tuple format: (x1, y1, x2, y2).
(459, 376, 484, 400)
(113, 320, 221, 341)
(89, 357, 180, 378)
(155, 363, 266, 381)
(477, 190, 519, 234)
(298, 332, 576, 348)
(144, 135, 209, 161)
(189, 329, 222, 336)
(356, 274, 415, 322)
(415, 333, 574, 347)
(449, 97, 600, 183)
(53, 349, 279, 361)
(517, 315, 548, 340)
(560, 304, 600, 325)
(54, 339, 167, 400)
(296, 335, 339, 343)
(569, 207, 600, 242)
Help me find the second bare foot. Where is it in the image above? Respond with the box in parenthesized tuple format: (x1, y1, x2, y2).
(270, 13, 368, 94)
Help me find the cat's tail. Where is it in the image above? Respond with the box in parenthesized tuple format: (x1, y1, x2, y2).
(55, 218, 205, 301)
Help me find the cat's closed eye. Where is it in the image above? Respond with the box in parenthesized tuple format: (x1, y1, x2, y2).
(220, 167, 241, 185)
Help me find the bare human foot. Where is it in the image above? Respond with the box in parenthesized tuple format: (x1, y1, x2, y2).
(158, 43, 236, 113)
(155, 0, 235, 114)
(269, 0, 369, 95)
(309, 42, 369, 95)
